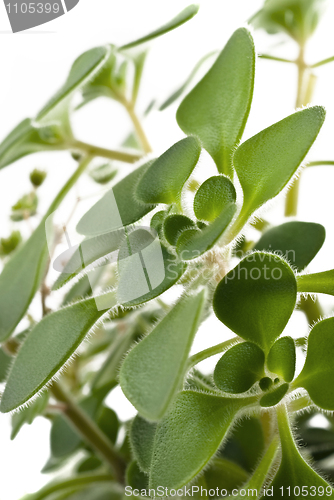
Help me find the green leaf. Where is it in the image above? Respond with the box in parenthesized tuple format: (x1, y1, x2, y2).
(177, 28, 255, 176)
(11, 391, 49, 440)
(159, 52, 217, 111)
(53, 229, 125, 290)
(163, 214, 196, 246)
(96, 406, 119, 445)
(0, 118, 66, 170)
(77, 456, 102, 474)
(214, 342, 265, 394)
(149, 391, 254, 489)
(62, 267, 105, 306)
(89, 163, 117, 185)
(250, 0, 326, 44)
(260, 383, 289, 407)
(268, 405, 334, 499)
(30, 168, 47, 188)
(176, 203, 237, 261)
(37, 46, 110, 121)
(253, 221, 325, 272)
(213, 253, 297, 352)
(0, 296, 117, 413)
(267, 336, 296, 382)
(297, 269, 334, 296)
(220, 416, 265, 474)
(294, 317, 334, 410)
(117, 230, 186, 306)
(0, 224, 49, 342)
(233, 107, 325, 224)
(77, 162, 155, 236)
(204, 458, 248, 493)
(130, 415, 157, 473)
(126, 461, 149, 491)
(136, 137, 201, 205)
(120, 5, 199, 50)
(194, 175, 236, 222)
(120, 291, 206, 420)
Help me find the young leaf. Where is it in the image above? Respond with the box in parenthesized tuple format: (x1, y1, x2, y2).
(11, 391, 49, 440)
(260, 383, 289, 407)
(233, 107, 325, 224)
(297, 269, 334, 296)
(149, 391, 254, 489)
(117, 230, 186, 306)
(176, 203, 237, 261)
(214, 342, 265, 394)
(267, 336, 296, 383)
(177, 28, 255, 177)
(120, 291, 206, 420)
(267, 405, 334, 498)
(77, 162, 155, 236)
(163, 214, 196, 246)
(37, 46, 110, 121)
(126, 461, 149, 491)
(0, 118, 66, 170)
(294, 317, 334, 410)
(136, 137, 201, 205)
(213, 253, 297, 353)
(0, 296, 117, 413)
(89, 163, 117, 185)
(253, 221, 325, 272)
(120, 5, 199, 50)
(204, 458, 248, 494)
(194, 175, 236, 222)
(159, 52, 217, 111)
(130, 415, 157, 473)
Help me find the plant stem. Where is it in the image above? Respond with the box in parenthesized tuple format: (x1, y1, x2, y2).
(123, 99, 152, 153)
(259, 54, 296, 64)
(297, 295, 323, 325)
(285, 44, 313, 217)
(242, 436, 279, 495)
(311, 55, 334, 68)
(50, 382, 126, 483)
(70, 140, 142, 163)
(187, 337, 239, 369)
(32, 473, 114, 500)
(308, 160, 334, 167)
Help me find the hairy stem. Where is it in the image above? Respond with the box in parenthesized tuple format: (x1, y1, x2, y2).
(259, 54, 296, 64)
(123, 99, 152, 153)
(50, 382, 126, 483)
(308, 160, 334, 167)
(298, 295, 323, 325)
(187, 337, 239, 369)
(243, 436, 279, 495)
(70, 140, 142, 163)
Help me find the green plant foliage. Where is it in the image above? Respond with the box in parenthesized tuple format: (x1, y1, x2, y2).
(214, 342, 265, 394)
(76, 456, 102, 474)
(260, 383, 289, 407)
(267, 336, 296, 382)
(0, 230, 22, 256)
(294, 318, 334, 410)
(253, 221, 326, 272)
(120, 5, 199, 50)
(149, 391, 255, 489)
(233, 106, 325, 224)
(77, 161, 155, 236)
(204, 458, 248, 493)
(11, 191, 38, 221)
(120, 291, 205, 420)
(251, 0, 326, 44)
(0, 346, 11, 382)
(126, 461, 149, 490)
(117, 231, 186, 306)
(297, 269, 334, 296)
(130, 415, 157, 473)
(0, 119, 66, 170)
(163, 214, 196, 246)
(268, 406, 334, 498)
(37, 46, 110, 121)
(194, 175, 237, 222)
(213, 253, 297, 352)
(10, 391, 49, 440)
(89, 163, 117, 185)
(176, 203, 237, 260)
(0, 296, 115, 412)
(177, 28, 255, 177)
(136, 137, 201, 205)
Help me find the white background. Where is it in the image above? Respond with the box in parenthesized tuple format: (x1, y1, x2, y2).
(0, 1, 334, 498)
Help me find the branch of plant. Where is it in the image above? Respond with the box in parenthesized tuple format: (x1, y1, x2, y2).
(122, 98, 152, 154)
(70, 140, 142, 163)
(49, 382, 126, 484)
(187, 336, 239, 369)
(31, 473, 115, 500)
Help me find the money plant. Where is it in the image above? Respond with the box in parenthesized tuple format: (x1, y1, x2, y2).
(1, 1, 334, 499)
